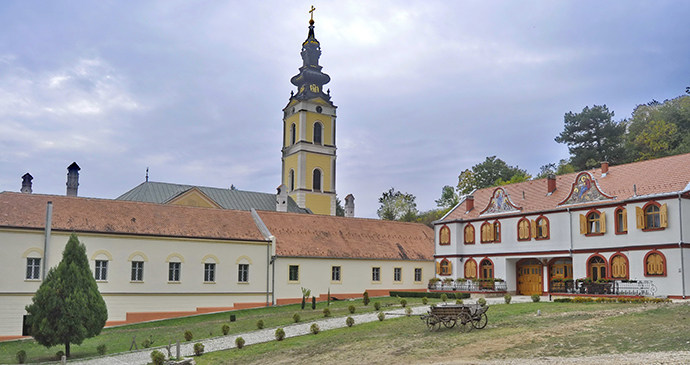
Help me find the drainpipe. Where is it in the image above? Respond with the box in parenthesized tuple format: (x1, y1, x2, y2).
(679, 194, 686, 299)
(42, 202, 53, 280)
(271, 236, 276, 306)
(266, 237, 270, 307)
(567, 208, 574, 257)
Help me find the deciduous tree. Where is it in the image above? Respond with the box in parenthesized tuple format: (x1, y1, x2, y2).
(377, 188, 418, 221)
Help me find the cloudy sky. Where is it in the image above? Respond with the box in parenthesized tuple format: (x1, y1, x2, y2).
(1, 1, 688, 218)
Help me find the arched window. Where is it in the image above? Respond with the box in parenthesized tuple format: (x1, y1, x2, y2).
(580, 210, 605, 235)
(439, 259, 452, 276)
(615, 207, 628, 234)
(610, 254, 628, 280)
(439, 225, 450, 246)
(312, 169, 322, 192)
(480, 259, 494, 279)
(588, 255, 607, 281)
(535, 216, 549, 240)
(645, 251, 666, 276)
(464, 224, 475, 244)
(289, 169, 295, 191)
(480, 222, 493, 243)
(636, 202, 668, 230)
(493, 221, 501, 243)
(517, 218, 531, 241)
(290, 123, 296, 145)
(313, 122, 322, 145)
(464, 259, 477, 279)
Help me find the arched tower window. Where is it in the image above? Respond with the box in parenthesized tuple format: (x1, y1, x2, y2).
(290, 123, 296, 145)
(289, 170, 295, 191)
(312, 169, 322, 192)
(313, 122, 322, 145)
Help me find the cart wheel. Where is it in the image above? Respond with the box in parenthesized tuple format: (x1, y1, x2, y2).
(472, 313, 488, 329)
(443, 317, 457, 329)
(457, 312, 473, 333)
(427, 315, 441, 332)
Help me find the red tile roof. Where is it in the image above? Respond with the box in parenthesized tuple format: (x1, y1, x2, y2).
(443, 153, 690, 222)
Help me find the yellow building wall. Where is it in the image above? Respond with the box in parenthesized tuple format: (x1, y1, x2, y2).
(283, 154, 299, 187)
(305, 194, 332, 215)
(305, 154, 332, 191)
(305, 112, 332, 145)
(283, 114, 300, 148)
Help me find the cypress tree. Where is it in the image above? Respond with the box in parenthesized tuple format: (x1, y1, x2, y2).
(25, 233, 108, 357)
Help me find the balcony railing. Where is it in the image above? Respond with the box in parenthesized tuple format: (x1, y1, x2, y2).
(428, 280, 508, 292)
(549, 280, 657, 296)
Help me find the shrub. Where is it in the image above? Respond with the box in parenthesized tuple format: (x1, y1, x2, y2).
(256, 319, 264, 329)
(275, 328, 286, 341)
(184, 330, 193, 341)
(222, 324, 230, 335)
(323, 307, 331, 317)
(142, 337, 154, 348)
(97, 344, 107, 355)
(293, 313, 301, 323)
(504, 294, 512, 304)
(531, 294, 541, 302)
(346, 316, 355, 327)
(374, 301, 381, 310)
(363, 291, 370, 305)
(440, 293, 448, 302)
(422, 297, 428, 305)
(193, 342, 205, 356)
(405, 307, 413, 316)
(477, 298, 487, 307)
(16, 350, 27, 364)
(455, 299, 464, 305)
(378, 312, 385, 321)
(400, 298, 407, 307)
(348, 305, 356, 314)
(389, 291, 469, 299)
(235, 336, 246, 349)
(55, 351, 65, 360)
(310, 323, 320, 334)
(554, 298, 572, 303)
(151, 350, 165, 365)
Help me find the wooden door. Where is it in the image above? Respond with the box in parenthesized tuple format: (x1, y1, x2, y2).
(518, 259, 543, 295)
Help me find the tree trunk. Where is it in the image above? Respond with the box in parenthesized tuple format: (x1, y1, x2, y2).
(65, 341, 70, 358)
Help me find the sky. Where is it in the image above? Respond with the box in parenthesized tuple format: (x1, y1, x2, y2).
(1, 1, 689, 218)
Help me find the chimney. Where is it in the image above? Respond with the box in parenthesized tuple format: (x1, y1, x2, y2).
(21, 173, 33, 194)
(601, 161, 609, 175)
(547, 174, 556, 195)
(276, 184, 288, 212)
(66, 162, 80, 197)
(466, 195, 474, 212)
(344, 194, 355, 217)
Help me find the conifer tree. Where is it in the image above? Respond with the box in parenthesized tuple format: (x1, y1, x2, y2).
(25, 233, 108, 358)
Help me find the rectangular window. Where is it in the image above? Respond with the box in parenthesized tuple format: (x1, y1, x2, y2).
(169, 262, 181, 282)
(414, 268, 422, 282)
(95, 260, 108, 281)
(288, 265, 299, 282)
(131, 261, 144, 281)
(238, 264, 249, 282)
(204, 263, 215, 282)
(26, 258, 41, 280)
(372, 267, 381, 282)
(394, 267, 402, 282)
(331, 266, 341, 282)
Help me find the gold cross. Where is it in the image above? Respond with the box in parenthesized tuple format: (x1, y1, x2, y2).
(309, 5, 316, 20)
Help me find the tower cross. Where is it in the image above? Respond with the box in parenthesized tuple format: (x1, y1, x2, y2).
(309, 5, 316, 20)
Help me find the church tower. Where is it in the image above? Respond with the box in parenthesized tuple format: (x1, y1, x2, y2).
(282, 10, 337, 215)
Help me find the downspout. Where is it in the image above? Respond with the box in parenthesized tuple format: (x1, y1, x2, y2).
(266, 236, 270, 307)
(567, 208, 573, 257)
(271, 236, 276, 306)
(42, 202, 53, 280)
(679, 193, 686, 299)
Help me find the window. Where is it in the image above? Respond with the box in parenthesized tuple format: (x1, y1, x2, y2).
(313, 122, 322, 144)
(645, 251, 666, 276)
(204, 263, 215, 282)
(615, 207, 628, 234)
(463, 224, 475, 244)
(238, 264, 249, 282)
(480, 222, 493, 243)
(534, 217, 549, 239)
(312, 169, 321, 192)
(580, 210, 606, 235)
(414, 268, 422, 282)
(439, 259, 452, 276)
(131, 261, 144, 281)
(332, 266, 341, 282)
(636, 202, 668, 230)
(290, 123, 296, 145)
(94, 260, 108, 281)
(26, 258, 41, 280)
(372, 267, 381, 282)
(289, 170, 295, 191)
(493, 221, 501, 243)
(288, 265, 299, 282)
(169, 262, 181, 282)
(394, 267, 402, 282)
(517, 218, 531, 241)
(464, 259, 477, 279)
(611, 254, 628, 279)
(439, 225, 450, 245)
(480, 259, 494, 279)
(588, 256, 607, 281)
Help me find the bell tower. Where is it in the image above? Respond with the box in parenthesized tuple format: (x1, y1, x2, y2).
(281, 9, 337, 215)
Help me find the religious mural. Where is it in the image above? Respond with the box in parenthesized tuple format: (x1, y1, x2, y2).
(481, 187, 520, 215)
(560, 172, 613, 205)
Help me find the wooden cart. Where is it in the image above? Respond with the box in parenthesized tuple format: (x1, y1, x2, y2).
(420, 304, 488, 332)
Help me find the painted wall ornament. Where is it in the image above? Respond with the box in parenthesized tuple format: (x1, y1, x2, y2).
(560, 172, 614, 205)
(480, 188, 520, 215)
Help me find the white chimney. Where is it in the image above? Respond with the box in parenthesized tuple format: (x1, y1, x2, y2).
(276, 184, 288, 212)
(344, 194, 355, 217)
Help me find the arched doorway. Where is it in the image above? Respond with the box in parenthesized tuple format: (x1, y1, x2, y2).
(517, 259, 542, 295)
(588, 256, 607, 281)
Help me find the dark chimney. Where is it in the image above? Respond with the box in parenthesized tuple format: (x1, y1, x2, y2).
(466, 195, 474, 212)
(66, 162, 80, 197)
(547, 174, 556, 194)
(601, 161, 609, 175)
(21, 173, 33, 194)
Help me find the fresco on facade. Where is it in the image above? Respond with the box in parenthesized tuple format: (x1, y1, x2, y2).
(561, 172, 612, 205)
(482, 188, 520, 214)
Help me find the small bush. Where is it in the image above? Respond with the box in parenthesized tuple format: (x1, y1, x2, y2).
(97, 344, 107, 355)
(275, 328, 286, 341)
(554, 298, 572, 303)
(477, 298, 487, 307)
(346, 316, 355, 327)
(55, 351, 65, 360)
(184, 330, 193, 341)
(323, 307, 331, 317)
(374, 301, 381, 310)
(405, 307, 413, 316)
(531, 294, 541, 302)
(256, 319, 265, 329)
(293, 313, 301, 323)
(235, 336, 245, 349)
(310, 323, 320, 334)
(422, 297, 428, 305)
(455, 299, 464, 305)
(142, 337, 153, 348)
(363, 291, 370, 305)
(193, 342, 205, 356)
(378, 311, 385, 321)
(347, 305, 356, 314)
(504, 294, 512, 304)
(16, 350, 27, 364)
(400, 298, 408, 307)
(151, 350, 165, 365)
(440, 293, 448, 302)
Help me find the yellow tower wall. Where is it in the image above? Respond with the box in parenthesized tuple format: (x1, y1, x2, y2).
(305, 154, 332, 191)
(305, 113, 333, 145)
(305, 194, 333, 215)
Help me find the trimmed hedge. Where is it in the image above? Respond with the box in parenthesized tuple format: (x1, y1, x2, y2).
(554, 296, 672, 303)
(389, 291, 470, 299)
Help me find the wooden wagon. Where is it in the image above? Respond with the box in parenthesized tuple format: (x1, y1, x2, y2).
(420, 304, 488, 332)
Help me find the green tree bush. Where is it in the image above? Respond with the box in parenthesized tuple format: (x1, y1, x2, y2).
(531, 294, 541, 302)
(323, 308, 331, 317)
(378, 312, 385, 321)
(363, 291, 370, 306)
(346, 316, 355, 327)
(16, 350, 27, 364)
(374, 301, 381, 310)
(275, 328, 286, 341)
(310, 323, 320, 334)
(400, 298, 407, 307)
(293, 313, 301, 323)
(184, 330, 193, 341)
(256, 320, 264, 329)
(504, 294, 512, 304)
(348, 305, 356, 314)
(150, 350, 165, 365)
(222, 324, 230, 335)
(97, 344, 107, 355)
(193, 342, 205, 356)
(235, 336, 245, 349)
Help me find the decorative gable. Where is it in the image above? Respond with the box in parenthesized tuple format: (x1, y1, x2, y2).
(559, 172, 614, 206)
(167, 188, 222, 209)
(480, 188, 521, 215)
